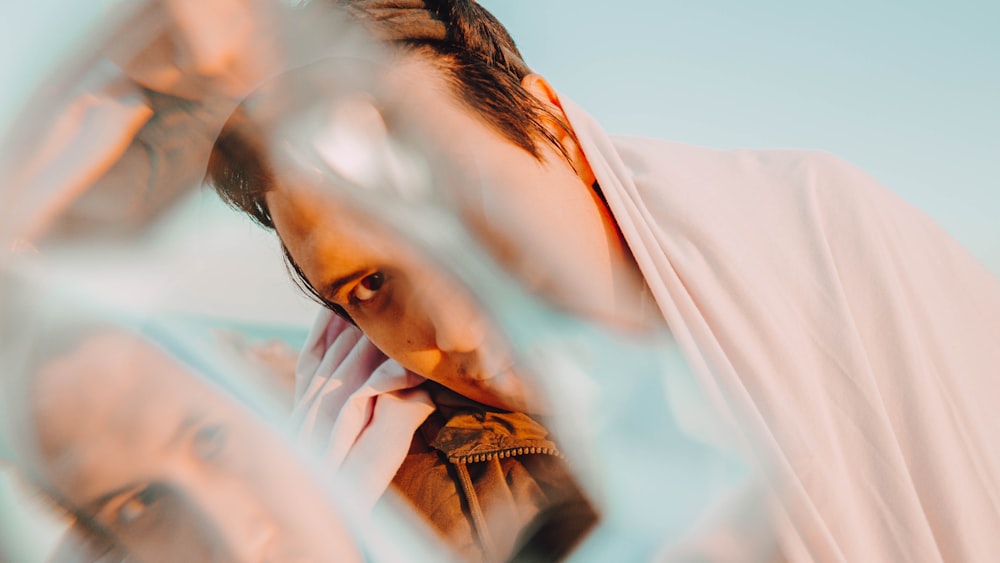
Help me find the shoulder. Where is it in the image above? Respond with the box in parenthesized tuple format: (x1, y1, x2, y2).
(610, 136, 893, 238)
(612, 135, 861, 195)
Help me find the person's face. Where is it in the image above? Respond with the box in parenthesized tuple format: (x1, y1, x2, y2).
(267, 182, 538, 413)
(266, 55, 630, 413)
(32, 332, 357, 562)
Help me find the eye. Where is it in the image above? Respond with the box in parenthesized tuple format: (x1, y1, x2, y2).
(114, 484, 167, 528)
(352, 272, 385, 303)
(193, 424, 227, 461)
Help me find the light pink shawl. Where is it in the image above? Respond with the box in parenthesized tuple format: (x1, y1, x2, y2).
(561, 98, 1000, 561)
(290, 311, 434, 510)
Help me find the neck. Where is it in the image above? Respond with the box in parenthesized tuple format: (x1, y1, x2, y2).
(588, 182, 659, 332)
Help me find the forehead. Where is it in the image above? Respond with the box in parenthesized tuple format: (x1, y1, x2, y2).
(264, 183, 401, 270)
(383, 52, 512, 156)
(31, 334, 225, 493)
(257, 51, 530, 285)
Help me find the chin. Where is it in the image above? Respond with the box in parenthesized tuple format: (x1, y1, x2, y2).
(475, 374, 547, 415)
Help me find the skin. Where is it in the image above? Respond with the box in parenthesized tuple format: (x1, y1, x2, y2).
(106, 0, 282, 101)
(31, 332, 358, 562)
(266, 52, 651, 413)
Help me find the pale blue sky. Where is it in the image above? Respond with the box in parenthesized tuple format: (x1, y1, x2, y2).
(481, 1, 1000, 273)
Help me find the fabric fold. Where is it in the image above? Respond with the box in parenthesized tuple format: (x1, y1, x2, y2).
(561, 96, 1000, 561)
(291, 309, 434, 510)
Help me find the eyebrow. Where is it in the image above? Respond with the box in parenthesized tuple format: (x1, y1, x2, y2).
(322, 269, 369, 302)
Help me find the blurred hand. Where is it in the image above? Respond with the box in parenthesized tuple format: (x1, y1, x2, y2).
(4, 0, 287, 243)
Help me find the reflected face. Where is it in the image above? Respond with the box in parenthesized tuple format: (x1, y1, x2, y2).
(32, 332, 355, 563)
(266, 55, 629, 413)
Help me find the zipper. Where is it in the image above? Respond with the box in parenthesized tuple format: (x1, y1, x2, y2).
(450, 444, 564, 560)
(448, 444, 562, 465)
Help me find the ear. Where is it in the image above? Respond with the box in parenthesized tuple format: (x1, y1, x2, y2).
(520, 74, 596, 186)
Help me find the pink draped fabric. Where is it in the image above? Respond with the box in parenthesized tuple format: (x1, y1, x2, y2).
(291, 310, 434, 511)
(562, 98, 1000, 561)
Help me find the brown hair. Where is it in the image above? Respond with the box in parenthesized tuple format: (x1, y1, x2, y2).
(406, 0, 566, 161)
(208, 0, 566, 314)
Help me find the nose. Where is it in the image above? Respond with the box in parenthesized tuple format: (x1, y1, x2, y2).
(423, 278, 489, 354)
(185, 476, 278, 563)
(434, 313, 486, 354)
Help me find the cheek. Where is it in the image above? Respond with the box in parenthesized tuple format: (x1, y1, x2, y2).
(361, 318, 436, 376)
(470, 162, 613, 307)
(356, 299, 442, 378)
(108, 488, 210, 562)
(129, 523, 211, 563)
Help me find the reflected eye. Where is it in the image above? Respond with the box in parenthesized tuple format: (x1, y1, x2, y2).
(352, 272, 385, 303)
(115, 484, 166, 527)
(193, 424, 227, 461)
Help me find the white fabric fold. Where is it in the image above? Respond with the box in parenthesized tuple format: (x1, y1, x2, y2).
(291, 309, 434, 510)
(560, 97, 1000, 561)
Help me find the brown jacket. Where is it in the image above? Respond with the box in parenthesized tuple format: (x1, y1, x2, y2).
(390, 384, 598, 561)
